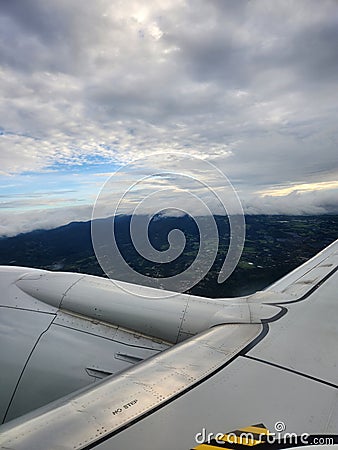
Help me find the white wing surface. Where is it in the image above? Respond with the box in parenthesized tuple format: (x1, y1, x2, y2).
(0, 239, 337, 449)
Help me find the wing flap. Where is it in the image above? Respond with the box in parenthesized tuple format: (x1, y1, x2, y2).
(0, 323, 261, 450)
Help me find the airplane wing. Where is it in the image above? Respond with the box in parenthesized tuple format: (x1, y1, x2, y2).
(0, 239, 338, 449)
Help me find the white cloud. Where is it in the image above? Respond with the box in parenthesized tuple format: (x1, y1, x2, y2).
(0, 205, 93, 237)
(0, 0, 338, 235)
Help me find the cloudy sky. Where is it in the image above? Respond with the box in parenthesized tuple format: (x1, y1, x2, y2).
(1, 0, 338, 236)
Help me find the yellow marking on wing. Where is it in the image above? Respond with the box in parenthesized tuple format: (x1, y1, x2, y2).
(221, 433, 262, 446)
(193, 444, 232, 450)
